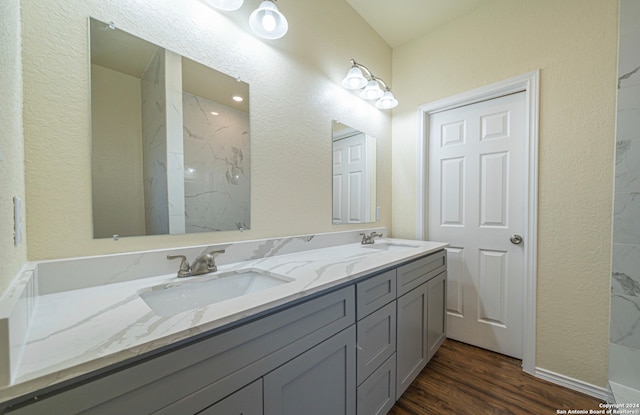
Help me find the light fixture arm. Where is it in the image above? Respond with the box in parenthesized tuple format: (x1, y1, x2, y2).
(349, 59, 391, 91)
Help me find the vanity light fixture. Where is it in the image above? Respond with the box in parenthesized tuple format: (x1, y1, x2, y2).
(341, 59, 398, 110)
(204, 0, 244, 11)
(249, 0, 288, 40)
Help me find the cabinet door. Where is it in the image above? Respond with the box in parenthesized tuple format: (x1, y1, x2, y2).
(264, 326, 356, 415)
(396, 283, 428, 398)
(427, 272, 447, 361)
(197, 379, 262, 415)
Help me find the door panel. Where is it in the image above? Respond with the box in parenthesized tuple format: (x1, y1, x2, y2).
(333, 133, 370, 224)
(428, 92, 525, 359)
(440, 157, 465, 226)
(480, 151, 508, 227)
(445, 247, 464, 318)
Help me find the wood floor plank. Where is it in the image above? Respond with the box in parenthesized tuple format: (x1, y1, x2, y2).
(388, 339, 604, 415)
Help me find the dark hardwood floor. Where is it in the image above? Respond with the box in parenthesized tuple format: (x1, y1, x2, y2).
(388, 339, 604, 415)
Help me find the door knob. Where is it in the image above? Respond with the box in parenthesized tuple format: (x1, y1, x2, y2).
(510, 234, 523, 245)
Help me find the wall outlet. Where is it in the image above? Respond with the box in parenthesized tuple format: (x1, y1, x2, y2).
(376, 206, 381, 221)
(14, 196, 23, 246)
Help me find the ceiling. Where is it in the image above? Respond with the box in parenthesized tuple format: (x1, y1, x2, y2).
(345, 0, 492, 48)
(90, 18, 249, 113)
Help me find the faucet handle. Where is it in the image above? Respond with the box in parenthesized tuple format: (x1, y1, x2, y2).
(206, 249, 226, 272)
(167, 255, 191, 278)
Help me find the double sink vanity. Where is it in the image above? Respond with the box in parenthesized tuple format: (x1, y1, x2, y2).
(0, 230, 448, 414)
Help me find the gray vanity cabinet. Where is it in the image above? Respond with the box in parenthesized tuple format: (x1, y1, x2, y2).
(4, 249, 447, 415)
(264, 326, 356, 415)
(395, 250, 447, 398)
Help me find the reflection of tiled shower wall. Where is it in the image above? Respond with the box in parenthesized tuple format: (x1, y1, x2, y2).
(141, 49, 169, 235)
(141, 49, 185, 235)
(182, 93, 250, 232)
(609, 0, 640, 396)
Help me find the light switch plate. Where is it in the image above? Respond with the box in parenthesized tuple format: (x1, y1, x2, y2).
(376, 206, 381, 221)
(13, 196, 22, 246)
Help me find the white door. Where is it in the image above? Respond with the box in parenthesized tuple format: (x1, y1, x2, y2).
(333, 133, 371, 224)
(428, 92, 525, 359)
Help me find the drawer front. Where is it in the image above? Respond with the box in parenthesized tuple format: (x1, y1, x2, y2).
(7, 286, 355, 415)
(356, 301, 396, 385)
(356, 269, 396, 320)
(397, 250, 446, 296)
(356, 354, 396, 415)
(198, 379, 263, 415)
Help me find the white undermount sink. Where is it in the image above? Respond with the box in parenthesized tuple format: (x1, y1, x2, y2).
(360, 241, 420, 252)
(139, 269, 293, 317)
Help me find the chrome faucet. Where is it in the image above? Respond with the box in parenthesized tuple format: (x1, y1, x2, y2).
(360, 232, 383, 245)
(167, 249, 226, 278)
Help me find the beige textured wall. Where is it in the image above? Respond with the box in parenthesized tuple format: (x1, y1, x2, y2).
(21, 0, 391, 260)
(391, 0, 618, 386)
(0, 0, 27, 295)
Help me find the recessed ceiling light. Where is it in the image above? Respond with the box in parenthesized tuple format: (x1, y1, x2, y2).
(210, 111, 219, 116)
(232, 96, 244, 102)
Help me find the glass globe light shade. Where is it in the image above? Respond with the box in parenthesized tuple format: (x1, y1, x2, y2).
(360, 80, 384, 100)
(341, 67, 367, 89)
(375, 90, 398, 109)
(249, 1, 288, 40)
(204, 0, 244, 11)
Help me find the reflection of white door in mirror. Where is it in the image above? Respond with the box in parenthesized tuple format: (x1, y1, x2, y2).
(332, 123, 376, 224)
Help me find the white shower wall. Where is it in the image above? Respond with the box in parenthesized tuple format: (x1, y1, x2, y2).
(609, 0, 640, 402)
(182, 93, 250, 233)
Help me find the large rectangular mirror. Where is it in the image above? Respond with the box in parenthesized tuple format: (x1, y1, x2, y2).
(90, 18, 250, 239)
(332, 121, 377, 224)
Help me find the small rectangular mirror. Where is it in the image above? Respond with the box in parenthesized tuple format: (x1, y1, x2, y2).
(332, 121, 376, 224)
(89, 18, 250, 238)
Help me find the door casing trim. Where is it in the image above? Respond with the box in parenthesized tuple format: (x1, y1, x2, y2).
(415, 70, 539, 374)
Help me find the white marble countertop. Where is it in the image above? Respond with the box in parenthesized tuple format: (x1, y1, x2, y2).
(0, 238, 447, 402)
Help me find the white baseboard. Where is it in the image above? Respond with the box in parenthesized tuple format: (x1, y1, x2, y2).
(535, 367, 609, 401)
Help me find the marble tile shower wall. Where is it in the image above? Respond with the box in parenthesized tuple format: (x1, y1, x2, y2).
(182, 93, 250, 232)
(611, 0, 640, 360)
(141, 48, 169, 235)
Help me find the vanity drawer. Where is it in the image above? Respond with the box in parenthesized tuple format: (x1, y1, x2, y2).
(356, 354, 396, 415)
(356, 269, 396, 320)
(197, 379, 263, 415)
(356, 301, 396, 385)
(396, 250, 446, 296)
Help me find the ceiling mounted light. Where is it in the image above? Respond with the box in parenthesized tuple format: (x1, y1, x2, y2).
(249, 0, 288, 40)
(341, 59, 398, 110)
(204, 0, 244, 11)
